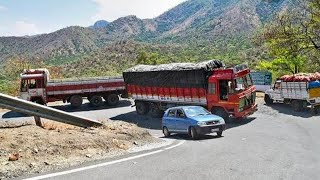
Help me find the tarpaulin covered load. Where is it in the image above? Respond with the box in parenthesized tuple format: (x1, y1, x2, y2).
(280, 72, 320, 82)
(123, 60, 224, 88)
(309, 81, 320, 89)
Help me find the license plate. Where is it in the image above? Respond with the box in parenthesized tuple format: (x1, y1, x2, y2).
(211, 128, 219, 132)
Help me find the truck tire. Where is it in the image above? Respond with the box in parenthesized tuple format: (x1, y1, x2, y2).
(150, 103, 164, 118)
(264, 94, 273, 105)
(70, 95, 83, 108)
(291, 100, 302, 112)
(89, 95, 103, 107)
(301, 100, 308, 111)
(212, 108, 230, 123)
(136, 101, 149, 115)
(32, 98, 45, 105)
(311, 106, 316, 115)
(106, 94, 119, 106)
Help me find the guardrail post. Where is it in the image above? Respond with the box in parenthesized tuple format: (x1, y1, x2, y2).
(34, 116, 43, 128)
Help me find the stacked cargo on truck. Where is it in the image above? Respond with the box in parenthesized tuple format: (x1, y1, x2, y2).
(123, 60, 257, 122)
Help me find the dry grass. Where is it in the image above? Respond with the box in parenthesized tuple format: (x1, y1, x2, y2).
(42, 121, 76, 131)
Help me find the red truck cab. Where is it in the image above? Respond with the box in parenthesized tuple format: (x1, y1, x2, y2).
(207, 66, 257, 120)
(20, 69, 48, 104)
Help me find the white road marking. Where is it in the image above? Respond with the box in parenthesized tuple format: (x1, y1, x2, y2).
(24, 140, 186, 180)
(164, 140, 185, 150)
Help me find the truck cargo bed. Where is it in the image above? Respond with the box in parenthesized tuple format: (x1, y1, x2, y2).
(127, 85, 207, 105)
(281, 82, 309, 100)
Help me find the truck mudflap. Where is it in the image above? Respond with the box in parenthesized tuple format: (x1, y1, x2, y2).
(233, 104, 258, 118)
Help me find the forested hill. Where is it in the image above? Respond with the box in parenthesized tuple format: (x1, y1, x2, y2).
(0, 0, 289, 62)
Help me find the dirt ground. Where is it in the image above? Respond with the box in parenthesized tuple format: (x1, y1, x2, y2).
(0, 108, 7, 113)
(0, 120, 159, 179)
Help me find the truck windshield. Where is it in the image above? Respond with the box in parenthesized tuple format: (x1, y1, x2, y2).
(236, 74, 253, 90)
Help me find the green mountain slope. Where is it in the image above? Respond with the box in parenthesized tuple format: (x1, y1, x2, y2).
(0, 0, 289, 63)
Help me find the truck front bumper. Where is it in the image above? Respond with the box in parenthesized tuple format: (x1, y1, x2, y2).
(233, 104, 258, 118)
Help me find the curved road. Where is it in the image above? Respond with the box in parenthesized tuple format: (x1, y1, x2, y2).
(2, 99, 320, 180)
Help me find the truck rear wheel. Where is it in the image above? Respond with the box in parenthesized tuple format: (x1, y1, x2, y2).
(105, 94, 119, 106)
(291, 100, 302, 112)
(89, 95, 103, 107)
(212, 108, 230, 123)
(136, 101, 149, 115)
(264, 94, 273, 105)
(150, 103, 164, 118)
(70, 95, 83, 108)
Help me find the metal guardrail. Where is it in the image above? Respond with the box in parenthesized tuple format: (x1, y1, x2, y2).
(0, 93, 102, 128)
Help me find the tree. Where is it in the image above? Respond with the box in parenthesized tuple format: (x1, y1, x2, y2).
(3, 57, 31, 79)
(136, 51, 149, 64)
(258, 0, 320, 74)
(136, 51, 160, 65)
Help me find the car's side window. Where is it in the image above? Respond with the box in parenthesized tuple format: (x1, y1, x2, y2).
(176, 109, 185, 118)
(168, 109, 176, 117)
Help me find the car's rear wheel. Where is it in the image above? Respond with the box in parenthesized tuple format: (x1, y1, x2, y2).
(217, 131, 223, 137)
(190, 127, 198, 140)
(163, 127, 170, 137)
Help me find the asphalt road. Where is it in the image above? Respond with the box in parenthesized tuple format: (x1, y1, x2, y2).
(2, 98, 320, 180)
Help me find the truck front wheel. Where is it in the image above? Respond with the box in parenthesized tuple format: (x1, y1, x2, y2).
(70, 95, 83, 108)
(212, 108, 230, 123)
(89, 95, 103, 107)
(136, 101, 149, 115)
(264, 95, 273, 105)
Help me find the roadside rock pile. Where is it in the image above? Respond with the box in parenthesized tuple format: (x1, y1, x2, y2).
(0, 120, 158, 179)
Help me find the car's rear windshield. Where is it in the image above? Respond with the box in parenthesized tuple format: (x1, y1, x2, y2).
(184, 107, 210, 117)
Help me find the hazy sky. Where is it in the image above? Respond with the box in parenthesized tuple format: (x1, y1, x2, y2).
(0, 0, 186, 37)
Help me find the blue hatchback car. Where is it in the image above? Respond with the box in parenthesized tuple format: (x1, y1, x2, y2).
(162, 106, 226, 139)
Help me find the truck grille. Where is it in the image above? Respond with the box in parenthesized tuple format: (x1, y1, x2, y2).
(239, 92, 256, 112)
